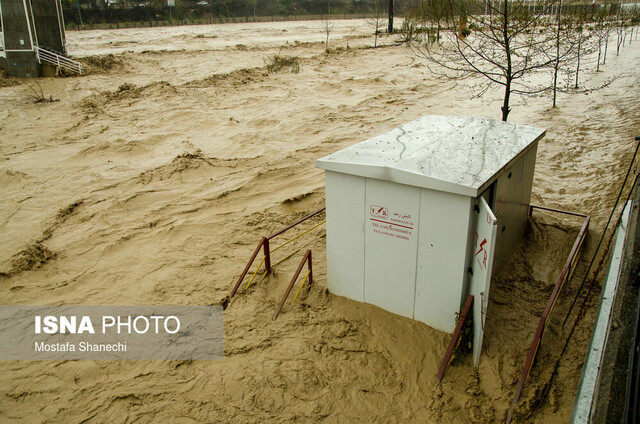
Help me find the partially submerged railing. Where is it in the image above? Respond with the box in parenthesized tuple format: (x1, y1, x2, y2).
(227, 207, 325, 305)
(506, 205, 591, 423)
(34, 46, 83, 74)
(273, 249, 313, 320)
(437, 294, 474, 382)
(229, 236, 271, 299)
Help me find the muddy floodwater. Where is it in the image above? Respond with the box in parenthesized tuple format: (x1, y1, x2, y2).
(1, 19, 639, 423)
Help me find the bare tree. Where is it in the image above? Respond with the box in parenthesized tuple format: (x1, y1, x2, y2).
(634, 6, 640, 41)
(603, 10, 612, 64)
(413, 0, 558, 121)
(593, 4, 613, 71)
(545, 0, 588, 105)
(544, 4, 614, 105)
(23, 80, 59, 103)
(615, 0, 628, 55)
(550, 0, 565, 107)
(572, 22, 587, 89)
(323, 19, 334, 52)
(570, 9, 597, 89)
(368, 0, 387, 47)
(412, 0, 453, 45)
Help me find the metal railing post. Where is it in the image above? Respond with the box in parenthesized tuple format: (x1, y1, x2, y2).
(229, 237, 267, 300)
(263, 238, 271, 275)
(506, 207, 590, 423)
(33, 47, 83, 74)
(437, 294, 474, 382)
(273, 250, 312, 320)
(307, 251, 313, 288)
(227, 208, 325, 310)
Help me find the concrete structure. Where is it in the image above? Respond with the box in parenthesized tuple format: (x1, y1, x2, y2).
(570, 201, 631, 423)
(0, 0, 67, 77)
(316, 115, 545, 363)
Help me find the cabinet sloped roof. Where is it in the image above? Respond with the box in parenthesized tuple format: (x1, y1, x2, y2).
(316, 115, 545, 197)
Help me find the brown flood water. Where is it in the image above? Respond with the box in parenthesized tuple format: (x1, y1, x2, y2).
(1, 20, 639, 423)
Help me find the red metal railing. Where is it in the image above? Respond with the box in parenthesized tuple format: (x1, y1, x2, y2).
(227, 207, 325, 304)
(229, 236, 271, 299)
(273, 249, 313, 320)
(506, 205, 590, 423)
(268, 208, 325, 240)
(437, 294, 474, 382)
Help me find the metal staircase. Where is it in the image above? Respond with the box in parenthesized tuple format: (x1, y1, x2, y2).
(34, 47, 83, 74)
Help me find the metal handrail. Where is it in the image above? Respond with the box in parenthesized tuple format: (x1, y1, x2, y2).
(506, 206, 591, 423)
(227, 208, 326, 305)
(34, 46, 83, 74)
(268, 208, 325, 240)
(437, 294, 474, 382)
(228, 236, 270, 300)
(273, 250, 313, 320)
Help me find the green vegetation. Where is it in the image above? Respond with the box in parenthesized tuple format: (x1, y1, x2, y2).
(264, 52, 301, 73)
(451, 305, 473, 365)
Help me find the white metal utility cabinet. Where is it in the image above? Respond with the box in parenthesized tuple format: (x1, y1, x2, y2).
(316, 115, 545, 364)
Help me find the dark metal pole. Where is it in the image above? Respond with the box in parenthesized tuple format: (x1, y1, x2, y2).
(263, 238, 271, 275)
(437, 295, 473, 382)
(388, 0, 393, 33)
(267, 207, 325, 240)
(229, 237, 266, 299)
(273, 250, 312, 320)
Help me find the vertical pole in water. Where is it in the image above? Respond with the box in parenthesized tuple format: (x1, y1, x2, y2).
(263, 238, 271, 275)
(388, 0, 394, 33)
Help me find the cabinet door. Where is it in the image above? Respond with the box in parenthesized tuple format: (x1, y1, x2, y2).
(364, 179, 420, 319)
(470, 196, 498, 366)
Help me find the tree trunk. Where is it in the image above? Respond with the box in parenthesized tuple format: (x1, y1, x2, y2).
(552, 0, 562, 107)
(575, 35, 581, 89)
(596, 34, 602, 71)
(552, 63, 559, 107)
(604, 27, 609, 64)
(502, 77, 511, 121)
(501, 0, 511, 121)
(374, 21, 379, 47)
(617, 29, 622, 55)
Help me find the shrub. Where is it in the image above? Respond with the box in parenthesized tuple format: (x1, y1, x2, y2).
(264, 53, 301, 74)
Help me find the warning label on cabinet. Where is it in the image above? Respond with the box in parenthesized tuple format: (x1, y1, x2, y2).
(369, 204, 415, 241)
